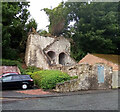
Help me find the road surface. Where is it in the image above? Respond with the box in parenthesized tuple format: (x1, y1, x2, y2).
(2, 90, 118, 110)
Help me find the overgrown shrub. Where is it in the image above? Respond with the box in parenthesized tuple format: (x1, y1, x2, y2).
(24, 66, 42, 73)
(28, 70, 71, 90)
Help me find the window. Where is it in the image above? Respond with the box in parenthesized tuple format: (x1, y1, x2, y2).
(20, 75, 31, 80)
(2, 76, 12, 82)
(12, 76, 21, 80)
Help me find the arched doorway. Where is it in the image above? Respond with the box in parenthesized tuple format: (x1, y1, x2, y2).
(59, 52, 66, 65)
(47, 51, 56, 64)
(47, 51, 56, 60)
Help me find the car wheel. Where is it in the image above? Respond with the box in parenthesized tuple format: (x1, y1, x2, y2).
(22, 84, 28, 89)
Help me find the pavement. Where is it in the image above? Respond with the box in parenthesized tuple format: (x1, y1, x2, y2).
(1, 88, 119, 98)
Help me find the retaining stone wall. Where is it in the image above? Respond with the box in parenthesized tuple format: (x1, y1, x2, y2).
(55, 63, 112, 92)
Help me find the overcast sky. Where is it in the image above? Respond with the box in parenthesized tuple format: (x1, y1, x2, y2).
(28, 0, 67, 31)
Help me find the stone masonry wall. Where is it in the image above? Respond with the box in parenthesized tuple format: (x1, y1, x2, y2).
(51, 64, 79, 76)
(25, 34, 50, 69)
(25, 34, 76, 69)
(55, 63, 112, 92)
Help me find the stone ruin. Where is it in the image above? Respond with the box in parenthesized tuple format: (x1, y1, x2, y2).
(25, 34, 76, 70)
(55, 63, 113, 92)
(25, 34, 113, 92)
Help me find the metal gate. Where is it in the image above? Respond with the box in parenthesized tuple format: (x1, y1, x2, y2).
(97, 65, 104, 83)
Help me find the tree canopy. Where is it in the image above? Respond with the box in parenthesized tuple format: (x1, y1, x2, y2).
(43, 2, 70, 36)
(44, 2, 120, 61)
(2, 2, 120, 62)
(2, 2, 37, 60)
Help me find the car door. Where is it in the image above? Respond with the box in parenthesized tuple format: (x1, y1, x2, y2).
(2, 76, 13, 89)
(11, 75, 22, 88)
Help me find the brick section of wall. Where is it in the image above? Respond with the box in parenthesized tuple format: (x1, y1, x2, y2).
(0, 66, 21, 74)
(78, 54, 118, 71)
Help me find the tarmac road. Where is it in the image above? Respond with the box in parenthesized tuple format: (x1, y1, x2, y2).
(2, 89, 119, 110)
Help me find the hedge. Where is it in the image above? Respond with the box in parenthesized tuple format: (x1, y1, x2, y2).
(27, 70, 71, 90)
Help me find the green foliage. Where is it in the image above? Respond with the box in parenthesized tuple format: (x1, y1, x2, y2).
(71, 2, 119, 60)
(25, 18, 37, 33)
(70, 75, 78, 80)
(24, 66, 42, 73)
(2, 2, 37, 59)
(43, 2, 69, 36)
(3, 48, 18, 60)
(45, 2, 120, 61)
(38, 30, 48, 36)
(29, 70, 71, 90)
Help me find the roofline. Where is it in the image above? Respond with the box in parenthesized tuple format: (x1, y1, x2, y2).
(89, 53, 119, 65)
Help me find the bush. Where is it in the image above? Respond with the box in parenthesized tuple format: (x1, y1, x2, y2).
(24, 66, 42, 73)
(29, 70, 71, 90)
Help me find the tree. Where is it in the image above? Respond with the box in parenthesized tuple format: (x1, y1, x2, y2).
(67, 2, 119, 61)
(45, 2, 120, 61)
(43, 2, 69, 36)
(2, 2, 37, 60)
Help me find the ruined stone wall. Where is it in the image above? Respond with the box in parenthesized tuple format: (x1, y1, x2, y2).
(25, 34, 50, 69)
(51, 64, 84, 77)
(45, 37, 76, 65)
(46, 37, 70, 55)
(27, 34, 55, 49)
(25, 34, 76, 69)
(55, 63, 112, 92)
(56, 79, 80, 92)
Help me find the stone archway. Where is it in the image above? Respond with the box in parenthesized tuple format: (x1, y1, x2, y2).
(47, 51, 56, 60)
(59, 52, 67, 65)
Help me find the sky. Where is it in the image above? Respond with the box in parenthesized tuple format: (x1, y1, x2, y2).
(28, 0, 67, 31)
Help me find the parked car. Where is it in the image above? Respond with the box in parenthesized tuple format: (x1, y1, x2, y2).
(0, 74, 34, 90)
(0, 72, 19, 78)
